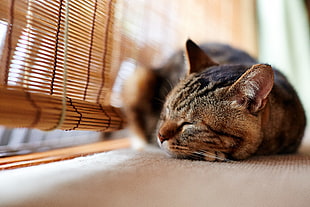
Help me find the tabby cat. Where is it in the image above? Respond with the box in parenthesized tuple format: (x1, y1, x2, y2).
(122, 39, 306, 161)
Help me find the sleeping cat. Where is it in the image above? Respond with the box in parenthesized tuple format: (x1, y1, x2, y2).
(122, 39, 306, 161)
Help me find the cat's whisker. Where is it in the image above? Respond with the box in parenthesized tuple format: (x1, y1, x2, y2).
(167, 143, 229, 162)
(189, 152, 205, 160)
(193, 150, 230, 162)
(168, 145, 193, 156)
(163, 79, 174, 91)
(153, 97, 165, 105)
(192, 151, 216, 161)
(170, 144, 190, 150)
(159, 85, 172, 98)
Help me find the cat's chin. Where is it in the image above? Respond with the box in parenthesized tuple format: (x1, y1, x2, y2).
(158, 140, 171, 155)
(158, 140, 230, 161)
(158, 140, 190, 160)
(157, 140, 182, 159)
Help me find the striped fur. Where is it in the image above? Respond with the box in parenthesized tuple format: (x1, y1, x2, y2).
(123, 40, 306, 161)
(156, 40, 306, 161)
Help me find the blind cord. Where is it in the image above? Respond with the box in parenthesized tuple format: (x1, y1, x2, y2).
(49, 0, 69, 131)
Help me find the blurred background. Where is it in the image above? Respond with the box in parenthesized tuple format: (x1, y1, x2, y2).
(0, 0, 309, 156)
(258, 0, 310, 121)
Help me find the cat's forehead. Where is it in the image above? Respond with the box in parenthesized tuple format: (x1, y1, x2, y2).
(165, 64, 251, 112)
(198, 64, 250, 84)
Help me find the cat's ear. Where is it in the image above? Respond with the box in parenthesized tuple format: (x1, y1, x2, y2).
(186, 39, 218, 74)
(227, 64, 274, 114)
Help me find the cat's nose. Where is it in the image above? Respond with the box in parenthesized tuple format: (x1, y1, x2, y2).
(158, 132, 169, 143)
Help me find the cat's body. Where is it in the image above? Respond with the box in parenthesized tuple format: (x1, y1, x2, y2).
(122, 40, 306, 161)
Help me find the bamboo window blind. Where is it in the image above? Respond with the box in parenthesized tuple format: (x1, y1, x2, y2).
(0, 0, 124, 131)
(0, 0, 257, 133)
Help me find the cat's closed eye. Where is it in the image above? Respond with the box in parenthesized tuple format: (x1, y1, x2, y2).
(178, 122, 193, 132)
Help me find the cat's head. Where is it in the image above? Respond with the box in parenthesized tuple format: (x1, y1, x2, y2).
(157, 39, 274, 161)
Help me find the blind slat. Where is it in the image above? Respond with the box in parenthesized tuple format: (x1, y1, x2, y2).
(0, 87, 124, 131)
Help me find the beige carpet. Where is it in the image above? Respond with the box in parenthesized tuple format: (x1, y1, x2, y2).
(1, 131, 310, 207)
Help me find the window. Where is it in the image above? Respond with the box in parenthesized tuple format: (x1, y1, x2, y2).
(0, 0, 257, 166)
